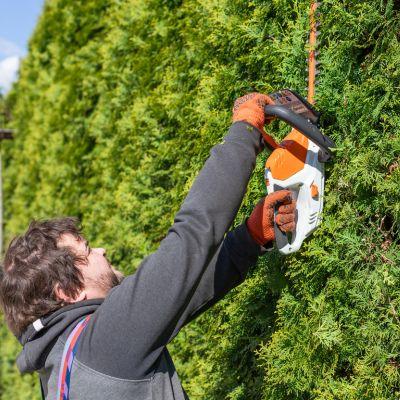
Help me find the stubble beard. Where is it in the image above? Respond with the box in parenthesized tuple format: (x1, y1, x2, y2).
(88, 264, 125, 296)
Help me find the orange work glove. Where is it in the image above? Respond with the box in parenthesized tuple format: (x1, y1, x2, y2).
(246, 190, 296, 246)
(232, 92, 279, 150)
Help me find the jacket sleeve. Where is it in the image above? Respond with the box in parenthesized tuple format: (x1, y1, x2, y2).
(77, 122, 265, 379)
(182, 223, 265, 326)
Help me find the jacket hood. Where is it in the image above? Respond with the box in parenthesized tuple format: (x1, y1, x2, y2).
(16, 299, 103, 374)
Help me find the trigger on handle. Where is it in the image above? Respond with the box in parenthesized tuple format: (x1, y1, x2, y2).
(274, 214, 292, 251)
(273, 189, 298, 252)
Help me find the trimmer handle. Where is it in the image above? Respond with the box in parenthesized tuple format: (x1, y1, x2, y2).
(274, 219, 303, 254)
(264, 104, 335, 161)
(273, 191, 303, 255)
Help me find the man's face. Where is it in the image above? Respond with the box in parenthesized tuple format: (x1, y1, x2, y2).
(58, 233, 124, 300)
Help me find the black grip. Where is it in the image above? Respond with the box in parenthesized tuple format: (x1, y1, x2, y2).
(264, 105, 335, 160)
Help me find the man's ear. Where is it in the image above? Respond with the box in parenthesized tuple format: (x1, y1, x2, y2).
(55, 284, 87, 303)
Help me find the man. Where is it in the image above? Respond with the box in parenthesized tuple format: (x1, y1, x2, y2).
(0, 93, 296, 399)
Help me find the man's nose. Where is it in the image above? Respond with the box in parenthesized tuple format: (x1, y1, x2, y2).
(94, 247, 106, 256)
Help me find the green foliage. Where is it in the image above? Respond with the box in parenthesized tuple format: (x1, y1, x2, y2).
(1, 0, 400, 399)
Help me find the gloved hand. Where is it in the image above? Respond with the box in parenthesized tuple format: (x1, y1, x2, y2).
(232, 92, 279, 150)
(246, 190, 296, 246)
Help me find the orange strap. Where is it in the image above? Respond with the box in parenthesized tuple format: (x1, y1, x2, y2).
(261, 130, 280, 151)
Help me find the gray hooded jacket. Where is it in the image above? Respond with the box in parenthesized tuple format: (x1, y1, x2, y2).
(16, 122, 267, 399)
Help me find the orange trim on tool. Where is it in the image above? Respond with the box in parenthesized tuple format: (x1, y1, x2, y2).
(310, 183, 319, 198)
(265, 129, 308, 181)
(262, 131, 281, 150)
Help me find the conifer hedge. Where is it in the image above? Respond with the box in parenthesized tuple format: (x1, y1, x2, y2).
(1, 0, 400, 399)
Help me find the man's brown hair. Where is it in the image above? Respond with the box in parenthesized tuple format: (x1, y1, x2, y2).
(0, 217, 86, 337)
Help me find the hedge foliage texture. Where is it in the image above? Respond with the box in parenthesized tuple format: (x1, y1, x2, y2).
(1, 0, 400, 399)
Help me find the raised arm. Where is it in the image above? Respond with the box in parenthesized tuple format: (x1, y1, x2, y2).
(77, 95, 274, 379)
(180, 191, 297, 326)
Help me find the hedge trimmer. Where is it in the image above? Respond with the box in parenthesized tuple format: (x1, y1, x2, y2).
(263, 1, 335, 254)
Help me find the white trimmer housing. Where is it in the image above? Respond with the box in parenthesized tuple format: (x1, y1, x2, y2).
(265, 131, 325, 255)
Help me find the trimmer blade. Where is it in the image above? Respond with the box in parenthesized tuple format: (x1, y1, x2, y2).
(307, 0, 321, 105)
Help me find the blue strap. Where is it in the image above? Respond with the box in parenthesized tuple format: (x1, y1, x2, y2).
(56, 315, 91, 400)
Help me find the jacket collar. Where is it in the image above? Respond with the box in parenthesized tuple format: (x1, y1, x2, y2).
(17, 299, 103, 373)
